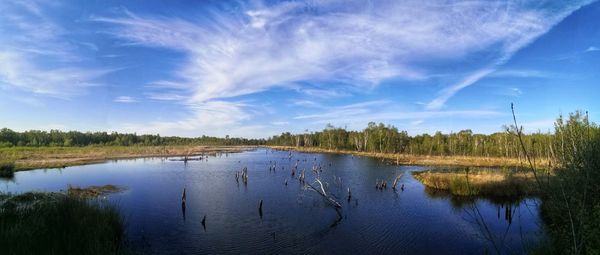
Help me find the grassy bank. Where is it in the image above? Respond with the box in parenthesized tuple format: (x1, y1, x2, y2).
(0, 145, 255, 171)
(0, 191, 126, 254)
(270, 146, 542, 168)
(412, 168, 538, 197)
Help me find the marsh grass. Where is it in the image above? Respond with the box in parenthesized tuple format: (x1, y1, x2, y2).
(0, 145, 252, 171)
(0, 192, 127, 255)
(412, 168, 537, 198)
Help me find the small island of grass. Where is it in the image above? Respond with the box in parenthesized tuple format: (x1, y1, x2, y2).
(412, 168, 540, 198)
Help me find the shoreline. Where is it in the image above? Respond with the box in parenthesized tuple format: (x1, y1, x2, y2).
(2, 145, 256, 171)
(4, 144, 546, 172)
(268, 146, 544, 168)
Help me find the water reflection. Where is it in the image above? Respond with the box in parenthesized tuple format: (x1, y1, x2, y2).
(423, 187, 543, 254)
(0, 149, 543, 254)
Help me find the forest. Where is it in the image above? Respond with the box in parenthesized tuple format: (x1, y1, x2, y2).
(0, 129, 265, 147)
(0, 113, 581, 164)
(1, 122, 556, 161)
(268, 122, 555, 160)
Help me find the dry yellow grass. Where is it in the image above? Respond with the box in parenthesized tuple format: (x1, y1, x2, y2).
(269, 146, 546, 168)
(1, 145, 255, 171)
(413, 170, 538, 197)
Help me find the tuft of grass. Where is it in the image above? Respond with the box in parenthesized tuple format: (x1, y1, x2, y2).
(0, 192, 127, 254)
(0, 160, 15, 177)
(67, 185, 124, 198)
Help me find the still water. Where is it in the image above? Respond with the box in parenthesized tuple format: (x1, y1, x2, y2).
(1, 149, 543, 254)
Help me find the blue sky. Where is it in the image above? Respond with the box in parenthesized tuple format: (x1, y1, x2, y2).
(0, 0, 599, 138)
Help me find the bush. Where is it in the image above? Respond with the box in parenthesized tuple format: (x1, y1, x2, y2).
(0, 160, 15, 177)
(535, 111, 600, 254)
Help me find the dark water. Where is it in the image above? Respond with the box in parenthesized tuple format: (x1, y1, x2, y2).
(0, 149, 543, 254)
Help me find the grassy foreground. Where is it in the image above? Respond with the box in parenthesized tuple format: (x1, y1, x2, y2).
(270, 146, 543, 168)
(0, 145, 254, 171)
(412, 168, 538, 197)
(0, 191, 126, 255)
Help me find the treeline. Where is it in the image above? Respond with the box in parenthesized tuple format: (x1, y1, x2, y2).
(0, 129, 266, 147)
(268, 122, 554, 160)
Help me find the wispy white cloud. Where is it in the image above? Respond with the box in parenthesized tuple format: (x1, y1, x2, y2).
(426, 68, 495, 110)
(586, 46, 599, 52)
(425, 1, 592, 109)
(120, 100, 252, 137)
(293, 100, 502, 130)
(291, 100, 324, 109)
(490, 69, 554, 79)
(411, 120, 425, 126)
(94, 0, 591, 134)
(504, 87, 523, 97)
(0, 1, 110, 97)
(114, 96, 138, 103)
(271, 121, 289, 126)
(0, 51, 109, 97)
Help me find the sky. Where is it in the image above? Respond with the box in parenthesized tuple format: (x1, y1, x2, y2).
(0, 0, 599, 138)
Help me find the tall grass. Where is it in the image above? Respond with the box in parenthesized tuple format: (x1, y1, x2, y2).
(0, 192, 127, 254)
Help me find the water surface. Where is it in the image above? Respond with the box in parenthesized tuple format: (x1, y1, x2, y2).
(1, 149, 543, 254)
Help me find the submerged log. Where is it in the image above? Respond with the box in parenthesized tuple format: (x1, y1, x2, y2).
(306, 178, 342, 208)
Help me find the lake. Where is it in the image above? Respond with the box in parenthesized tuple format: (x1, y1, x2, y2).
(0, 148, 543, 254)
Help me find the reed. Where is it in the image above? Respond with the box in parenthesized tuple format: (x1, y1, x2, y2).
(0, 192, 126, 254)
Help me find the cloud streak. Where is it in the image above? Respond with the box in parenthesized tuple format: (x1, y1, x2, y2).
(96, 1, 591, 105)
(0, 1, 110, 97)
(425, 1, 592, 109)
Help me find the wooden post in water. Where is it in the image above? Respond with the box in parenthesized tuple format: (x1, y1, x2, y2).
(347, 187, 352, 201)
(259, 199, 263, 217)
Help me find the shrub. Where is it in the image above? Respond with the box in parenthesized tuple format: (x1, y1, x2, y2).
(0, 160, 15, 177)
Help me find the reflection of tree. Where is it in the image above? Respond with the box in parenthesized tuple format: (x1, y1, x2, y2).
(421, 167, 541, 254)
